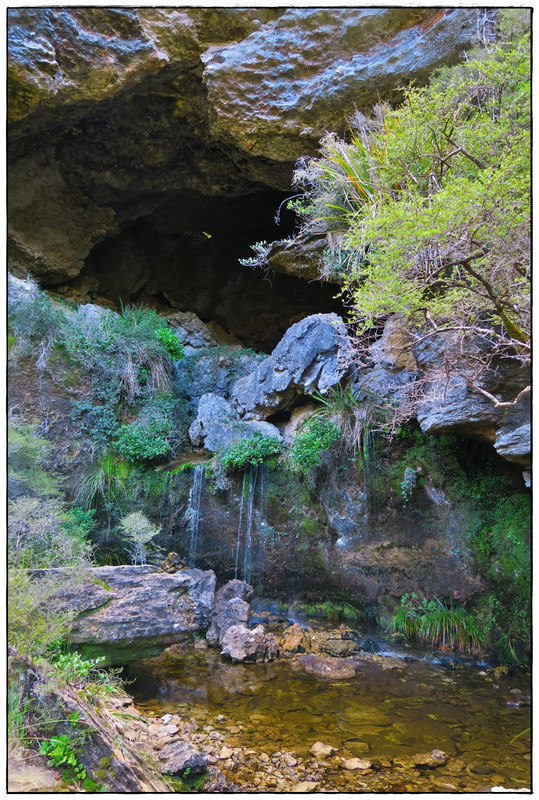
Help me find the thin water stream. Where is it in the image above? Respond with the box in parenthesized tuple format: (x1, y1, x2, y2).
(128, 642, 531, 792)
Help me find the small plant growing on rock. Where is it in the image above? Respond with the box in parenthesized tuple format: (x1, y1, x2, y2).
(119, 512, 162, 566)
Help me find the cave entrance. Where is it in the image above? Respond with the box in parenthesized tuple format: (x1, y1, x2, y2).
(68, 188, 345, 352)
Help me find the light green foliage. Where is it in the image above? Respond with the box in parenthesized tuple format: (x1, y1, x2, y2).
(310, 385, 385, 453)
(8, 496, 93, 569)
(75, 450, 131, 518)
(52, 652, 106, 684)
(118, 511, 162, 565)
(220, 433, 284, 471)
(288, 416, 342, 475)
(8, 417, 60, 497)
(290, 29, 530, 384)
(239, 240, 270, 268)
(155, 327, 184, 360)
(40, 734, 87, 782)
(8, 570, 83, 660)
(390, 593, 485, 653)
(400, 467, 417, 505)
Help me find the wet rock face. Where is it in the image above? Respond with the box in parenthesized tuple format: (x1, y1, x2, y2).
(8, 8, 479, 347)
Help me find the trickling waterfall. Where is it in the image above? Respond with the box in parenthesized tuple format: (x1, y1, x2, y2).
(234, 462, 269, 584)
(185, 464, 205, 568)
(255, 461, 269, 581)
(242, 463, 259, 585)
(234, 470, 248, 579)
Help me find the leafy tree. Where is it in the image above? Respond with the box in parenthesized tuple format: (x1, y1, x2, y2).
(290, 20, 530, 407)
(118, 512, 162, 565)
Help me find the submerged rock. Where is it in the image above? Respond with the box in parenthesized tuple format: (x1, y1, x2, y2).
(342, 757, 372, 771)
(297, 655, 356, 680)
(310, 742, 337, 758)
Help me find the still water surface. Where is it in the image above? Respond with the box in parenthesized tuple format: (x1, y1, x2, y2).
(128, 645, 531, 791)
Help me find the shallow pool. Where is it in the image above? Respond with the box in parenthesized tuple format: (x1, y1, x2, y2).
(128, 646, 531, 792)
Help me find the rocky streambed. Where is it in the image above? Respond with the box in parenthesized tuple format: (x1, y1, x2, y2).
(125, 643, 530, 793)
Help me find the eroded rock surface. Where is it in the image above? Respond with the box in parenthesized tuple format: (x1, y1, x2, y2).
(206, 579, 253, 647)
(58, 565, 216, 664)
(231, 313, 352, 419)
(220, 623, 278, 663)
(8, 8, 479, 331)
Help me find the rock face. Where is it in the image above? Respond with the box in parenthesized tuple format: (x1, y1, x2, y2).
(61, 566, 216, 664)
(231, 313, 352, 419)
(188, 393, 282, 452)
(8, 8, 480, 348)
(355, 316, 531, 473)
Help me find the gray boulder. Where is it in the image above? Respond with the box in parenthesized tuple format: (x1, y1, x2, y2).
(158, 741, 210, 776)
(189, 393, 282, 452)
(231, 313, 352, 420)
(206, 579, 253, 647)
(60, 566, 216, 664)
(166, 311, 241, 355)
(220, 623, 278, 663)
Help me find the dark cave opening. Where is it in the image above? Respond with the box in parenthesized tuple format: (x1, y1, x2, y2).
(69, 188, 346, 352)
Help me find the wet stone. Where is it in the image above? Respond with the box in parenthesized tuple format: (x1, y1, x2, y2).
(310, 741, 336, 758)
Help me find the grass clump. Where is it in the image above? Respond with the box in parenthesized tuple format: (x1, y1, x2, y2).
(389, 593, 485, 653)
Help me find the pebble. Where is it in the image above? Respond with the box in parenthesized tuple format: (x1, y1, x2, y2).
(283, 754, 298, 768)
(209, 731, 222, 740)
(259, 752, 270, 763)
(160, 714, 172, 724)
(292, 781, 321, 793)
(219, 746, 234, 760)
(229, 726, 241, 734)
(217, 714, 226, 722)
(342, 758, 372, 771)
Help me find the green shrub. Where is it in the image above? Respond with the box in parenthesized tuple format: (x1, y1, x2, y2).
(288, 416, 341, 474)
(118, 511, 162, 565)
(156, 327, 184, 360)
(220, 433, 284, 471)
(8, 496, 93, 569)
(115, 415, 171, 463)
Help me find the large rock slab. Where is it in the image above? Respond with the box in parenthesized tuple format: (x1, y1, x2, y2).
(231, 313, 352, 419)
(60, 565, 216, 664)
(202, 8, 479, 161)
